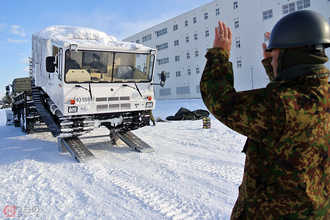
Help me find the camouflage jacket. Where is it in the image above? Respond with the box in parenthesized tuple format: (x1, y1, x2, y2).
(200, 48, 330, 219)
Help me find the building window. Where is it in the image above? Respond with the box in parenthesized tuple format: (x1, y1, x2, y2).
(204, 13, 209, 20)
(205, 30, 210, 37)
(263, 10, 273, 20)
(195, 51, 199, 57)
(196, 67, 200, 74)
(235, 21, 239, 29)
(156, 28, 167, 37)
(173, 24, 178, 31)
(158, 57, 169, 65)
(160, 88, 171, 96)
(186, 36, 189, 43)
(185, 20, 188, 27)
(176, 71, 181, 77)
(188, 69, 191, 75)
(283, 3, 295, 14)
(297, 0, 310, 10)
(176, 86, 190, 95)
(237, 60, 242, 68)
(174, 40, 179, 47)
(156, 42, 168, 51)
(236, 40, 241, 48)
(187, 52, 190, 59)
(233, 1, 238, 9)
(175, 55, 180, 62)
(216, 8, 220, 16)
(142, 34, 151, 42)
(193, 17, 197, 24)
(194, 34, 198, 41)
(196, 85, 201, 94)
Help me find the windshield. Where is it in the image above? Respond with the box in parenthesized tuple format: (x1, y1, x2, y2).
(65, 50, 155, 83)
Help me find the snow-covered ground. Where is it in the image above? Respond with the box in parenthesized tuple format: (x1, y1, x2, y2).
(0, 99, 246, 220)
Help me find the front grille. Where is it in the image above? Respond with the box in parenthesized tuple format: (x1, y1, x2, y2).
(97, 105, 108, 111)
(95, 96, 131, 111)
(109, 104, 120, 110)
(121, 103, 131, 109)
(108, 97, 119, 101)
(96, 97, 107, 102)
(120, 96, 130, 101)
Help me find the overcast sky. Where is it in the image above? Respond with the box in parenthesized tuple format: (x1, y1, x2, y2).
(0, 0, 213, 97)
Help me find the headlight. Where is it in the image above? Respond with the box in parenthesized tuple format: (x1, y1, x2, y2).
(68, 106, 78, 113)
(146, 102, 153, 108)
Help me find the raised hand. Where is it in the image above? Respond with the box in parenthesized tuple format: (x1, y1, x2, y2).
(213, 21, 232, 53)
(262, 31, 273, 60)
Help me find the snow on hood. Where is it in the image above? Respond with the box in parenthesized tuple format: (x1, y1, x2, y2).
(33, 25, 147, 50)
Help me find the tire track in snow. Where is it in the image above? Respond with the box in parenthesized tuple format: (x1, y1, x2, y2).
(144, 152, 242, 206)
(132, 122, 245, 214)
(90, 163, 211, 220)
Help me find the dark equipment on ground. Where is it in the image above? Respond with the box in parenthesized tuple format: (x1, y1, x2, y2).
(166, 107, 210, 121)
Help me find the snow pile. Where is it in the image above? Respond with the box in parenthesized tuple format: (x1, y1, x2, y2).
(33, 25, 145, 49)
(0, 99, 246, 219)
(34, 25, 117, 42)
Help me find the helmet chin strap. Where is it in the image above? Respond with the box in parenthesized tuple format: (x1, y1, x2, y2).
(276, 48, 287, 74)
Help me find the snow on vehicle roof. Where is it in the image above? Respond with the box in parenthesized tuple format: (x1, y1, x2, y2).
(33, 26, 150, 50)
(34, 25, 116, 41)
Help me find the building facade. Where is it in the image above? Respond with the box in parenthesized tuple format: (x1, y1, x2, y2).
(124, 0, 330, 100)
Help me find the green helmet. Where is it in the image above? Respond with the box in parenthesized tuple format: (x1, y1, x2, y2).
(266, 10, 330, 51)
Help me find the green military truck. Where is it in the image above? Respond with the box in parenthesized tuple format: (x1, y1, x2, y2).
(7, 77, 40, 133)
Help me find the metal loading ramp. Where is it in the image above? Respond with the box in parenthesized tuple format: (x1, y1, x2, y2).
(58, 131, 154, 163)
(58, 137, 96, 163)
(112, 131, 155, 153)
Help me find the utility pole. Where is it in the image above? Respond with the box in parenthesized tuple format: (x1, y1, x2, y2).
(251, 65, 254, 90)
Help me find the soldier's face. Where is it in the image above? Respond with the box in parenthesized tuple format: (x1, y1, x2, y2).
(271, 49, 280, 77)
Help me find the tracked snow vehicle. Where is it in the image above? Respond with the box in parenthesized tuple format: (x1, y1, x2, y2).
(8, 26, 165, 162)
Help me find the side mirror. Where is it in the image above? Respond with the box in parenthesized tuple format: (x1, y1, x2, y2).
(160, 71, 166, 87)
(46, 56, 56, 73)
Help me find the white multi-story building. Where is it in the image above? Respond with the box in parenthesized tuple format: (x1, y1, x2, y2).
(124, 0, 330, 100)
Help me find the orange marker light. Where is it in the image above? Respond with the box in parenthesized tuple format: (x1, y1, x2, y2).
(70, 99, 75, 105)
(147, 96, 152, 101)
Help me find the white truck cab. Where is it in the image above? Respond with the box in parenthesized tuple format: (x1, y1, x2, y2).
(31, 26, 165, 136)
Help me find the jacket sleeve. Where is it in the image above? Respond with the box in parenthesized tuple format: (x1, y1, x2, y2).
(262, 58, 274, 81)
(200, 48, 285, 145)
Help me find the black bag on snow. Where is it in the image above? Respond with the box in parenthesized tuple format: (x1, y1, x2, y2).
(166, 107, 209, 121)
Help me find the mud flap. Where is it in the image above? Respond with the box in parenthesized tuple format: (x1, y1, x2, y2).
(5, 110, 14, 126)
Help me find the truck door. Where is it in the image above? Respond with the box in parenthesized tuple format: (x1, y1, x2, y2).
(47, 46, 63, 105)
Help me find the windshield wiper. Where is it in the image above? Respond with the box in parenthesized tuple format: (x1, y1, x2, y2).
(75, 83, 93, 99)
(122, 83, 142, 97)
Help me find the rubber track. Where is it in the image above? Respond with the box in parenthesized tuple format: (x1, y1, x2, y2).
(31, 81, 61, 137)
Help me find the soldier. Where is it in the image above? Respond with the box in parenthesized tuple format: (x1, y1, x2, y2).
(148, 110, 156, 126)
(200, 10, 330, 219)
(65, 50, 81, 73)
